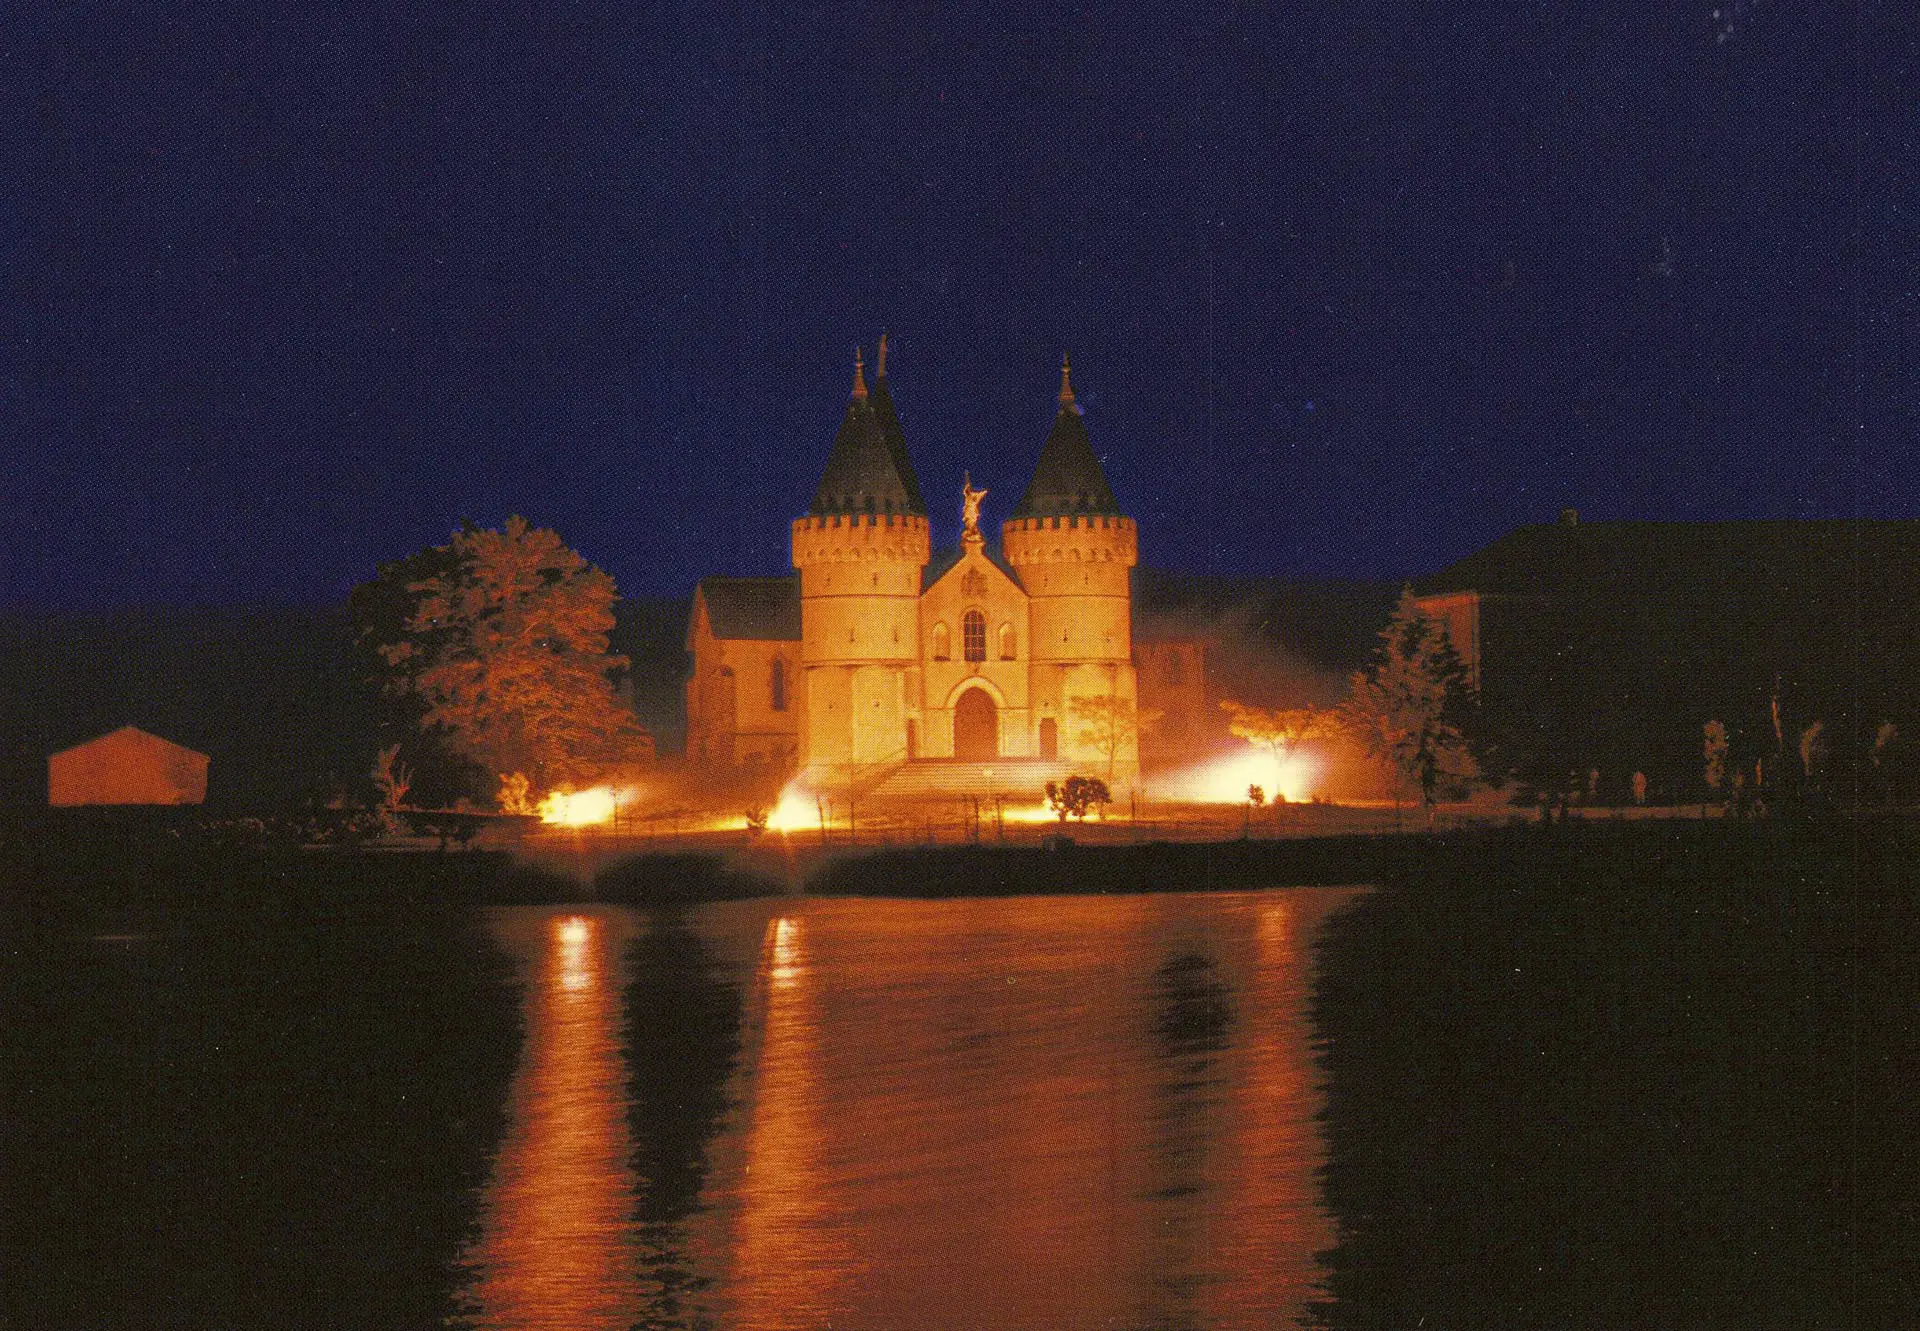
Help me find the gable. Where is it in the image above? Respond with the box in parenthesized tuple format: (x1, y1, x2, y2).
(51, 725, 206, 764)
(923, 547, 1026, 605)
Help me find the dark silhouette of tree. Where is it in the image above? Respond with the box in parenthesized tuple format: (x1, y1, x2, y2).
(1046, 775, 1112, 822)
(363, 517, 647, 798)
(1341, 589, 1478, 827)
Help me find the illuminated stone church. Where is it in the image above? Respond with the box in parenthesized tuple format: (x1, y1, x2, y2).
(686, 340, 1172, 789)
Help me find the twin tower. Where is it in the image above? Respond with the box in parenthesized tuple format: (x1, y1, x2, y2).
(790, 338, 1141, 782)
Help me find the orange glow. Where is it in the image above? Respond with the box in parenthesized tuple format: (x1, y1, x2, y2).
(538, 786, 619, 826)
(1001, 802, 1064, 825)
(765, 781, 821, 833)
(462, 909, 641, 1329)
(1158, 746, 1320, 806)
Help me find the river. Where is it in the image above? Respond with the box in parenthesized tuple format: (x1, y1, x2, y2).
(4, 888, 1356, 1330)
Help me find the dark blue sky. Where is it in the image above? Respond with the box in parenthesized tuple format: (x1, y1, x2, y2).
(2, 2, 1910, 607)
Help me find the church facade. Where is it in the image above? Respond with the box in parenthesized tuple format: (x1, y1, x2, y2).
(686, 342, 1158, 788)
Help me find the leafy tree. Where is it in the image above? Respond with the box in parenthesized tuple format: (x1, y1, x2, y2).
(1069, 693, 1161, 782)
(1046, 775, 1112, 823)
(1219, 701, 1338, 790)
(1339, 589, 1477, 828)
(366, 517, 648, 799)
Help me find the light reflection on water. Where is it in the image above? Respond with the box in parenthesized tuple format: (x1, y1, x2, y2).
(457, 910, 642, 1331)
(457, 889, 1353, 1331)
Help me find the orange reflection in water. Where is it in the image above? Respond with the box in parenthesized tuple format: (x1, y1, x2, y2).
(724, 915, 863, 1328)
(707, 893, 1346, 1331)
(1204, 897, 1337, 1321)
(460, 910, 641, 1331)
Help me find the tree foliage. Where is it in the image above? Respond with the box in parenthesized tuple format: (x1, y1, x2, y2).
(1340, 588, 1478, 818)
(1069, 693, 1160, 781)
(1220, 701, 1338, 772)
(365, 517, 647, 795)
(1045, 775, 1112, 822)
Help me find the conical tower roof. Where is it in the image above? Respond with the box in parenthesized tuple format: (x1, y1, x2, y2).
(867, 332, 926, 512)
(1011, 356, 1122, 517)
(809, 348, 926, 516)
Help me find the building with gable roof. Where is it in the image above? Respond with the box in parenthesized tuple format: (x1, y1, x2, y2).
(1412, 509, 1920, 799)
(687, 340, 1166, 790)
(49, 725, 209, 806)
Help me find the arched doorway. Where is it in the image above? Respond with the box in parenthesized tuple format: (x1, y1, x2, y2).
(1037, 716, 1058, 760)
(953, 688, 998, 760)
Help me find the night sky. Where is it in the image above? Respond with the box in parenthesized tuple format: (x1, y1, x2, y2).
(2, 3, 1910, 609)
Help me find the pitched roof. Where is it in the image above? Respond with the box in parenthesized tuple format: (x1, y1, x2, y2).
(922, 543, 1025, 594)
(50, 724, 206, 762)
(809, 355, 926, 517)
(868, 372, 926, 513)
(1416, 519, 1920, 607)
(694, 576, 800, 641)
(1012, 370, 1122, 517)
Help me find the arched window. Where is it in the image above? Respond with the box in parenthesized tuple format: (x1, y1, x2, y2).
(998, 622, 1017, 660)
(1165, 651, 1184, 686)
(932, 621, 951, 661)
(962, 609, 987, 662)
(770, 657, 787, 712)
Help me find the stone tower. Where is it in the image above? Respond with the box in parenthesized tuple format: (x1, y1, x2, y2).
(791, 346, 931, 775)
(1001, 357, 1141, 782)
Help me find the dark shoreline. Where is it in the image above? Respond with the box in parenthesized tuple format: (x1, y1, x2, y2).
(5, 810, 1911, 914)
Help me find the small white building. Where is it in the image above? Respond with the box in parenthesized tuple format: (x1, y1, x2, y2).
(49, 726, 209, 806)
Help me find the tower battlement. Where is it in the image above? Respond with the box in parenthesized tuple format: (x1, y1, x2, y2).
(1002, 514, 1137, 566)
(791, 512, 932, 567)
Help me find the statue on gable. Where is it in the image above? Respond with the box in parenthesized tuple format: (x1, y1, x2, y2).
(961, 472, 988, 543)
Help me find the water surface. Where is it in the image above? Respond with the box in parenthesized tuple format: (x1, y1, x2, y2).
(458, 891, 1350, 1329)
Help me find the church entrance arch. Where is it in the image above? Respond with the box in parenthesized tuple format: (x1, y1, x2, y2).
(953, 688, 998, 761)
(1038, 716, 1058, 760)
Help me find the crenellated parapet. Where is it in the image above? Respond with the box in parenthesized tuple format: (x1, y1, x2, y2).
(1001, 514, 1137, 567)
(792, 512, 932, 567)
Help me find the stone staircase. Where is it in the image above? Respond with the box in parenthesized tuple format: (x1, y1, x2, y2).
(858, 757, 1075, 805)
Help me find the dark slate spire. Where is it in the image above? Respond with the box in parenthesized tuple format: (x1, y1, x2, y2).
(809, 347, 926, 516)
(1011, 355, 1122, 517)
(867, 331, 926, 513)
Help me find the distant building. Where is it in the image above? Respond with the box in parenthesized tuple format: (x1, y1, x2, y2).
(684, 577, 802, 771)
(49, 726, 209, 806)
(1415, 513, 1920, 796)
(687, 343, 1200, 790)
(1134, 637, 1211, 768)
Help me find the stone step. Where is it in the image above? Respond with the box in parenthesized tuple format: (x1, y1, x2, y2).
(860, 758, 1075, 803)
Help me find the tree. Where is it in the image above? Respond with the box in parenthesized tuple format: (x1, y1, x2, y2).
(1339, 589, 1477, 828)
(1069, 692, 1161, 782)
(1046, 775, 1112, 823)
(1702, 720, 1729, 817)
(369, 742, 413, 824)
(1220, 701, 1339, 797)
(366, 517, 648, 799)
(1798, 720, 1828, 798)
(1871, 721, 1899, 806)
